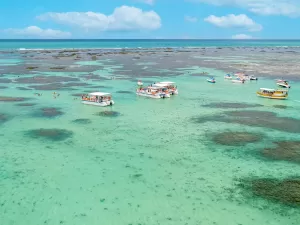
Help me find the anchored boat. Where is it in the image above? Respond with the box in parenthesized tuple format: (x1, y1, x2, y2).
(256, 88, 288, 100)
(277, 81, 291, 88)
(232, 78, 245, 84)
(207, 77, 216, 83)
(82, 92, 115, 106)
(224, 74, 233, 79)
(153, 81, 178, 95)
(136, 86, 170, 99)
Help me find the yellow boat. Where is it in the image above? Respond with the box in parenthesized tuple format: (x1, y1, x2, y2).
(256, 88, 288, 100)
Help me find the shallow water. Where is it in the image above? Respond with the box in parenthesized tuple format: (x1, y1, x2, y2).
(1, 55, 300, 225)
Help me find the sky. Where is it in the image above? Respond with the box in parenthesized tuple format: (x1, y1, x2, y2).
(0, 0, 300, 39)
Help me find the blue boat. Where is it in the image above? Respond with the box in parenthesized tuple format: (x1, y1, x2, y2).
(207, 77, 216, 83)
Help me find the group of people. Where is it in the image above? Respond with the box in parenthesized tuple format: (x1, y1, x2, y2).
(81, 95, 110, 103)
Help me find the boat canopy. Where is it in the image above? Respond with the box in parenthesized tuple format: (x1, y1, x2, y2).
(89, 92, 111, 96)
(153, 83, 169, 87)
(260, 88, 275, 91)
(160, 81, 175, 84)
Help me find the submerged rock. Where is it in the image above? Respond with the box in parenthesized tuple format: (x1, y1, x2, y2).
(203, 102, 263, 109)
(212, 132, 262, 146)
(0, 86, 8, 89)
(262, 141, 300, 164)
(72, 119, 92, 124)
(193, 110, 300, 133)
(26, 128, 73, 141)
(17, 87, 32, 90)
(95, 111, 120, 117)
(0, 96, 29, 102)
(240, 178, 300, 206)
(116, 91, 134, 94)
(35, 107, 64, 118)
(273, 105, 288, 109)
(0, 113, 9, 123)
(16, 103, 37, 107)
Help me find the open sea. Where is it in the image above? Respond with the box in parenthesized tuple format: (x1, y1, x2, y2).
(1, 40, 300, 225)
(1, 39, 300, 50)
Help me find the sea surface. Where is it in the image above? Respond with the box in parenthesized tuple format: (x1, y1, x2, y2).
(1, 39, 300, 50)
(1, 46, 300, 225)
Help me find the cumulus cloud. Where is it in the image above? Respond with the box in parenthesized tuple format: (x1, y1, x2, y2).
(188, 0, 300, 17)
(137, 0, 155, 5)
(204, 14, 262, 32)
(184, 16, 198, 22)
(37, 6, 161, 31)
(4, 26, 71, 38)
(232, 34, 253, 39)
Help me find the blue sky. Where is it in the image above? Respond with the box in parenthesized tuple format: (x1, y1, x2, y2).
(0, 0, 300, 39)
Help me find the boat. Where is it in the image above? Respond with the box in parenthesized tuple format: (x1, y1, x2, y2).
(249, 75, 258, 80)
(224, 74, 233, 79)
(232, 78, 245, 84)
(153, 81, 178, 95)
(82, 92, 115, 106)
(277, 81, 291, 88)
(136, 86, 170, 99)
(256, 88, 288, 100)
(137, 80, 143, 86)
(207, 77, 216, 83)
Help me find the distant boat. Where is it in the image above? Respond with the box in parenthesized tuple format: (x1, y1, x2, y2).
(277, 82, 291, 88)
(207, 78, 216, 83)
(224, 74, 233, 79)
(256, 88, 288, 100)
(232, 78, 245, 84)
(137, 80, 143, 86)
(249, 75, 258, 80)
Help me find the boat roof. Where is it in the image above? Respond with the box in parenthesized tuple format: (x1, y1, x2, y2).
(260, 88, 275, 91)
(159, 81, 175, 84)
(89, 92, 111, 96)
(153, 83, 169, 87)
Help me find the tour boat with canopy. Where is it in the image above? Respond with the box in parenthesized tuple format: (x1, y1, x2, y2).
(136, 86, 170, 99)
(256, 88, 288, 100)
(153, 81, 178, 95)
(81, 92, 115, 106)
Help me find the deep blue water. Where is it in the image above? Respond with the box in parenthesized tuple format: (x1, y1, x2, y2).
(1, 39, 300, 50)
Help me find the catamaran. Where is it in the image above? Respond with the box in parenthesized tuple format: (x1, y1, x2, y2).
(81, 92, 115, 106)
(136, 86, 170, 99)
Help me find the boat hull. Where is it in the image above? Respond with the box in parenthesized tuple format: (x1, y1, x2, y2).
(136, 92, 163, 99)
(232, 80, 244, 84)
(256, 93, 288, 100)
(207, 79, 216, 83)
(277, 83, 291, 88)
(82, 100, 114, 106)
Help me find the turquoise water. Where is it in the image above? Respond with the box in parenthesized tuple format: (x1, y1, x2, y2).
(1, 39, 300, 50)
(1, 55, 300, 225)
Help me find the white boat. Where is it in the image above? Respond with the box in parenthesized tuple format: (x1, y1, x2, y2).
(249, 75, 258, 80)
(153, 81, 178, 95)
(232, 79, 245, 84)
(82, 92, 115, 107)
(207, 78, 216, 83)
(277, 81, 291, 88)
(224, 74, 233, 79)
(136, 87, 170, 99)
(137, 80, 143, 86)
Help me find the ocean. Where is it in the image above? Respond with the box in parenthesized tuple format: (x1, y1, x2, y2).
(1, 39, 300, 50)
(1, 41, 300, 225)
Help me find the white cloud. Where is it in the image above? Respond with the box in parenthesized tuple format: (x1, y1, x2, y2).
(232, 34, 253, 39)
(37, 6, 161, 31)
(188, 0, 300, 17)
(204, 14, 262, 32)
(4, 26, 71, 38)
(184, 16, 198, 22)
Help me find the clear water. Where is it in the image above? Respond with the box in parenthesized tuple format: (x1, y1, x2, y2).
(1, 57, 300, 225)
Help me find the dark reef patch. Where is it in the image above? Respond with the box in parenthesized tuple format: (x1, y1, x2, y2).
(0, 78, 12, 83)
(0, 96, 29, 102)
(17, 87, 32, 90)
(95, 111, 120, 117)
(29, 83, 64, 90)
(0, 86, 8, 89)
(0, 113, 9, 123)
(116, 90, 134, 94)
(26, 128, 73, 141)
(212, 132, 263, 146)
(15, 76, 79, 84)
(35, 107, 64, 118)
(262, 141, 300, 164)
(238, 178, 300, 206)
(203, 102, 263, 109)
(273, 105, 288, 109)
(71, 93, 84, 97)
(72, 119, 92, 124)
(16, 103, 37, 107)
(193, 110, 300, 133)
